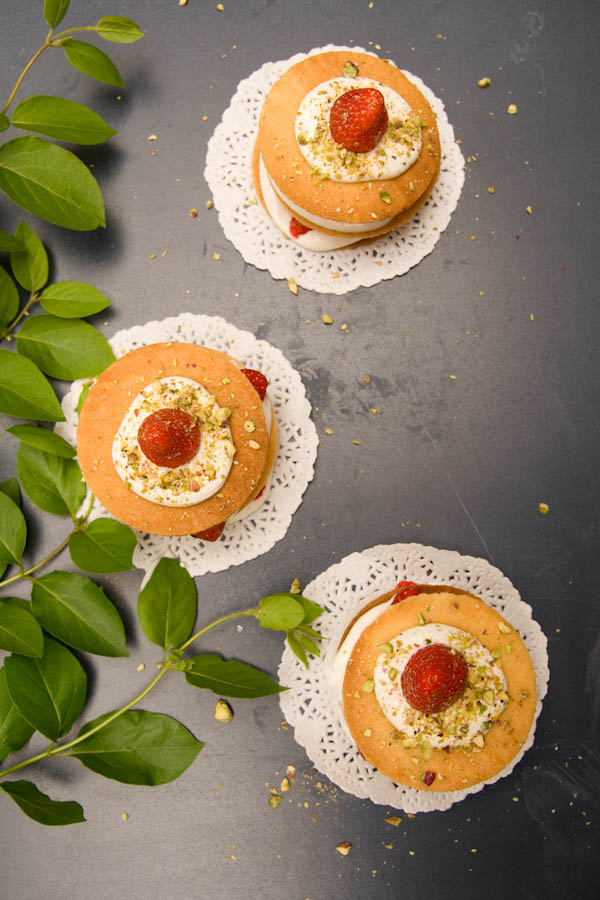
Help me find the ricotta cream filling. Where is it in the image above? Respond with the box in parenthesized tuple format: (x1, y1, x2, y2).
(295, 76, 422, 183)
(267, 162, 393, 232)
(112, 376, 234, 508)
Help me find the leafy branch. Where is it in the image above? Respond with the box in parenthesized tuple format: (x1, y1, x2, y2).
(0, 2, 144, 230)
(0, 550, 322, 826)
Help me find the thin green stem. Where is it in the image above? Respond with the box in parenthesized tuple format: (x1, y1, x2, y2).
(0, 665, 170, 779)
(0, 293, 39, 343)
(0, 534, 70, 589)
(50, 666, 169, 758)
(1, 26, 99, 117)
(176, 609, 257, 654)
(1, 45, 50, 116)
(0, 606, 259, 780)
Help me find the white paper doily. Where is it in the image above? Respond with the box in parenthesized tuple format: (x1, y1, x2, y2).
(58, 313, 318, 577)
(205, 45, 465, 295)
(278, 543, 549, 813)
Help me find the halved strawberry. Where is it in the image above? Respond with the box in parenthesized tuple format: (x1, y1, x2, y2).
(192, 522, 225, 542)
(137, 408, 200, 468)
(401, 643, 468, 714)
(290, 216, 312, 238)
(391, 580, 421, 604)
(330, 88, 388, 153)
(240, 367, 268, 400)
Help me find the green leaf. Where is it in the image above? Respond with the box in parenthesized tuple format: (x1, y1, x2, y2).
(68, 710, 203, 785)
(0, 667, 35, 762)
(16, 314, 115, 379)
(69, 519, 136, 574)
(76, 381, 91, 414)
(31, 571, 128, 657)
(184, 654, 285, 699)
(0, 136, 105, 231)
(0, 265, 19, 327)
(286, 630, 308, 668)
(0, 230, 24, 252)
(296, 632, 321, 658)
(9, 221, 48, 292)
(0, 349, 64, 422)
(96, 16, 144, 43)
(294, 594, 324, 625)
(0, 114, 9, 133)
(1, 780, 85, 826)
(7, 423, 76, 458)
(0, 477, 20, 506)
(40, 281, 110, 318)
(137, 557, 196, 650)
(0, 491, 26, 568)
(257, 594, 305, 632)
(4, 634, 87, 740)
(44, 0, 70, 28)
(17, 443, 86, 517)
(0, 601, 43, 657)
(62, 39, 125, 88)
(11, 96, 117, 146)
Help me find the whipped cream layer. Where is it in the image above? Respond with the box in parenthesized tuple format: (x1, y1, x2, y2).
(258, 155, 364, 250)
(112, 376, 235, 507)
(295, 76, 422, 183)
(374, 624, 507, 749)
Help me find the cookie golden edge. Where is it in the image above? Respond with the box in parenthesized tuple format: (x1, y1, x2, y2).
(77, 343, 274, 537)
(342, 586, 537, 793)
(253, 50, 441, 243)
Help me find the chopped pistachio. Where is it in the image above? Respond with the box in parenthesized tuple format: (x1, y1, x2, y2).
(280, 777, 291, 793)
(478, 76, 492, 88)
(498, 622, 512, 634)
(507, 103, 518, 115)
(538, 502, 549, 514)
(385, 816, 402, 826)
(362, 678, 375, 693)
(288, 278, 299, 295)
(248, 440, 260, 450)
(336, 842, 353, 856)
(214, 700, 233, 723)
(403, 738, 417, 749)
(472, 733, 485, 748)
(342, 61, 359, 77)
(362, 728, 372, 737)
(268, 795, 282, 809)
(290, 578, 301, 594)
(244, 419, 256, 433)
(322, 313, 334, 324)
(483, 690, 495, 705)
(379, 190, 391, 204)
(504, 644, 512, 654)
(420, 742, 432, 761)
(418, 613, 426, 625)
(378, 642, 393, 654)
(388, 668, 398, 681)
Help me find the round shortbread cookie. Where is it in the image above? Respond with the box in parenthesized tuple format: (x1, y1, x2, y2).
(255, 50, 441, 230)
(77, 343, 269, 536)
(343, 589, 537, 793)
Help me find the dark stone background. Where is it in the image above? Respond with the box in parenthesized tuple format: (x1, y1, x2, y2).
(1, 1, 598, 898)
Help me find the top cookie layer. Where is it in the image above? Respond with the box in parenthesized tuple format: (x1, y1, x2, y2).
(256, 51, 440, 226)
(77, 343, 268, 536)
(343, 589, 537, 792)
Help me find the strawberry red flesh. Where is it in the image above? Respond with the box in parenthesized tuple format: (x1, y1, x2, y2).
(289, 216, 312, 238)
(192, 521, 225, 542)
(401, 643, 468, 715)
(137, 408, 200, 468)
(329, 88, 388, 153)
(391, 580, 421, 604)
(240, 367, 268, 400)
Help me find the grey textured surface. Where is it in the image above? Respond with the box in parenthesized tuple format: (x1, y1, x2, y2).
(1, 1, 599, 898)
